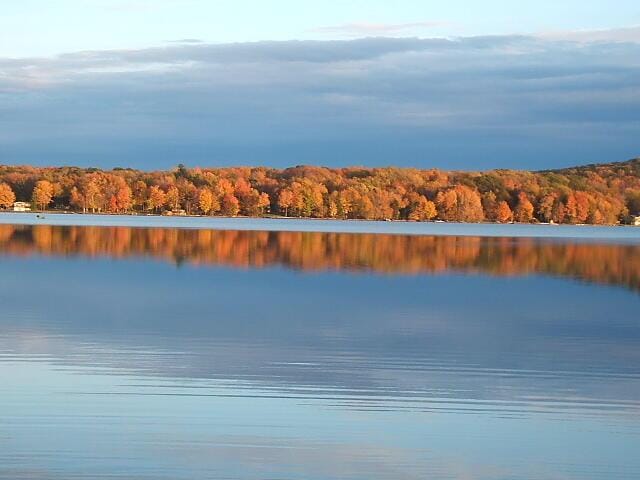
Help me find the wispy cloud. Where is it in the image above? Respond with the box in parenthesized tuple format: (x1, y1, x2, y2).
(311, 21, 447, 37)
(166, 38, 205, 45)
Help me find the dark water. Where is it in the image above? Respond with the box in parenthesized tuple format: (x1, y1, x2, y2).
(1, 224, 639, 479)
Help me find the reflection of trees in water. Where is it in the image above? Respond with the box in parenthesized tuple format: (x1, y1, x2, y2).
(1, 225, 639, 292)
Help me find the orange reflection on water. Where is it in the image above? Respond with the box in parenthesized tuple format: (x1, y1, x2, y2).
(1, 224, 639, 292)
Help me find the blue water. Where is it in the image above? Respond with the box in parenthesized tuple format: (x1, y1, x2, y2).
(0, 224, 639, 479)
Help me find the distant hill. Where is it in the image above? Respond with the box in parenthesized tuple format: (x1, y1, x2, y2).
(545, 157, 640, 177)
(1, 159, 639, 224)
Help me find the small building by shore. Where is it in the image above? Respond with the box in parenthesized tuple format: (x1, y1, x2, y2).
(13, 202, 32, 212)
(633, 216, 640, 226)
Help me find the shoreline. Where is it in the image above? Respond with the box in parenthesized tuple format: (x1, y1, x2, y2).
(1, 211, 639, 243)
(0, 208, 635, 227)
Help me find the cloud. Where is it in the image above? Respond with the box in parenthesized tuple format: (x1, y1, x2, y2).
(311, 21, 448, 37)
(166, 38, 205, 45)
(538, 25, 640, 43)
(0, 34, 638, 169)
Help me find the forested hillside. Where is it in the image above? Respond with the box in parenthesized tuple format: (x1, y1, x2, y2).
(0, 159, 639, 224)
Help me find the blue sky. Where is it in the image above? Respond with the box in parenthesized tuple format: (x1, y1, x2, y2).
(0, 1, 639, 170)
(3, 0, 640, 56)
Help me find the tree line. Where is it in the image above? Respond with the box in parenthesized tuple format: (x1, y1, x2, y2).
(1, 225, 638, 292)
(0, 159, 639, 224)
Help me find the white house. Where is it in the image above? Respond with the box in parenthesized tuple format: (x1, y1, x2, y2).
(13, 202, 31, 212)
(634, 216, 640, 226)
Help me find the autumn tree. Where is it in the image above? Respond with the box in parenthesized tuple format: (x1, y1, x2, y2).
(133, 181, 148, 211)
(514, 192, 534, 223)
(370, 189, 395, 220)
(537, 193, 556, 223)
(495, 201, 513, 223)
(165, 186, 181, 211)
(258, 192, 270, 215)
(278, 189, 293, 217)
(346, 187, 375, 219)
(290, 180, 326, 217)
(407, 194, 437, 221)
(147, 186, 166, 213)
(69, 186, 86, 212)
(32, 180, 54, 211)
(239, 189, 264, 216)
(335, 190, 353, 219)
(482, 191, 499, 221)
(116, 184, 133, 213)
(108, 195, 118, 213)
(82, 175, 105, 213)
(0, 183, 16, 209)
(552, 201, 566, 224)
(198, 188, 220, 215)
(178, 179, 198, 214)
(435, 186, 484, 222)
(217, 178, 235, 197)
(564, 193, 578, 224)
(221, 193, 240, 217)
(574, 191, 591, 223)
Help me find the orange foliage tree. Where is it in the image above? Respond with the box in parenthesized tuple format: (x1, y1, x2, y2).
(0, 183, 16, 209)
(0, 158, 635, 225)
(32, 180, 54, 211)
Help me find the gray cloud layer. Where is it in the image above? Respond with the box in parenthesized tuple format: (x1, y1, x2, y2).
(1, 34, 639, 169)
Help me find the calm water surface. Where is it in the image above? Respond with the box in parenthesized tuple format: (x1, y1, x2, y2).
(0, 220, 639, 479)
(2, 212, 640, 241)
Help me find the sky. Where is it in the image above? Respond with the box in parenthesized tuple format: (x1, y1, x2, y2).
(1, 0, 639, 170)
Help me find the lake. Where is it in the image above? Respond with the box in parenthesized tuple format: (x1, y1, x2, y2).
(0, 218, 639, 479)
(2, 212, 640, 241)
